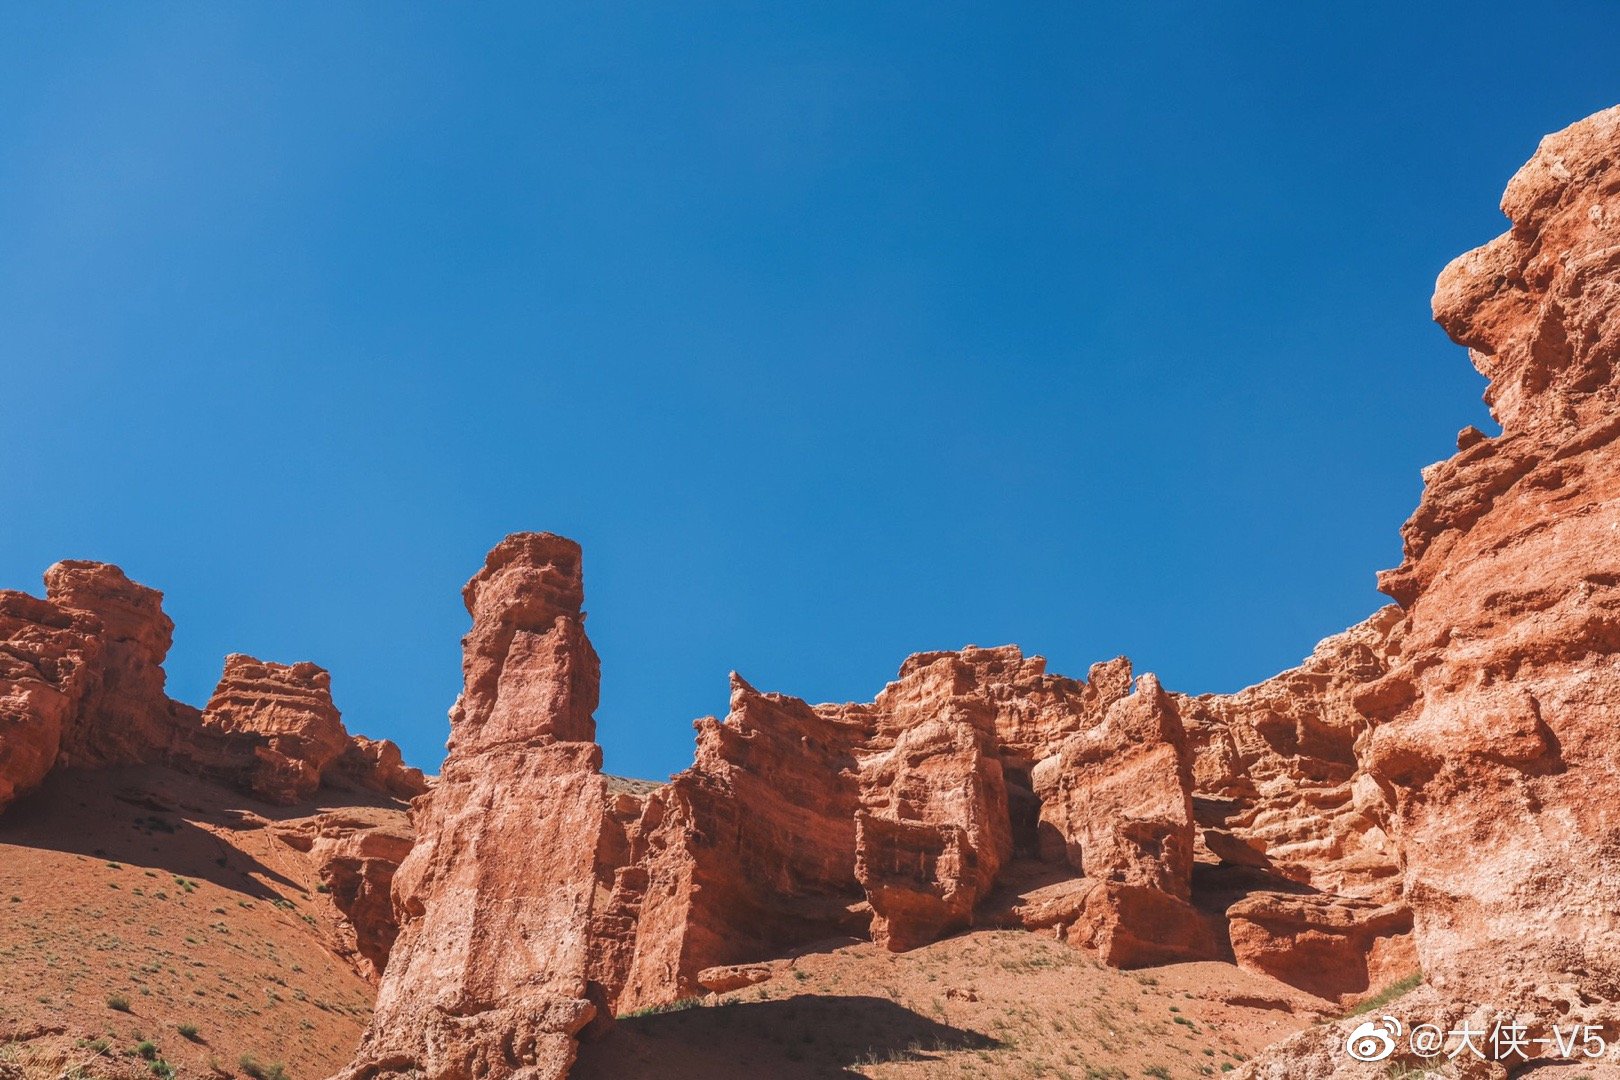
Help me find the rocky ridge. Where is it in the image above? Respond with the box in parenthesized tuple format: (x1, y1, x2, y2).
(342, 106, 1620, 1080)
(5, 105, 1617, 1080)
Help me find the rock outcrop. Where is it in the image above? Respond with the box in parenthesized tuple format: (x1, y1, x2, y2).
(1179, 609, 1415, 998)
(0, 562, 423, 813)
(1241, 104, 1620, 1078)
(43, 560, 180, 769)
(616, 674, 870, 1010)
(1032, 674, 1212, 966)
(1368, 105, 1620, 1013)
(311, 813, 417, 982)
(614, 646, 1201, 1009)
(0, 591, 102, 810)
(856, 652, 1013, 953)
(201, 655, 359, 804)
(336, 533, 613, 1080)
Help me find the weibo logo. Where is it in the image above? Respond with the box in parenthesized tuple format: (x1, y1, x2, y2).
(1345, 1017, 1402, 1062)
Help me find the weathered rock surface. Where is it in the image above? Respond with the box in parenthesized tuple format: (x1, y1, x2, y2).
(201, 655, 356, 804)
(336, 533, 611, 1080)
(1363, 104, 1620, 1012)
(1241, 104, 1620, 1078)
(615, 647, 1195, 1008)
(856, 652, 1014, 952)
(0, 561, 423, 815)
(0, 591, 102, 810)
(274, 808, 416, 983)
(617, 674, 869, 1010)
(43, 560, 179, 768)
(1179, 610, 1415, 997)
(196, 655, 426, 805)
(333, 735, 430, 800)
(1031, 674, 1212, 966)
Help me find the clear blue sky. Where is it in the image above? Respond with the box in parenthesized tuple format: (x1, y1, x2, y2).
(2, 6, 1615, 780)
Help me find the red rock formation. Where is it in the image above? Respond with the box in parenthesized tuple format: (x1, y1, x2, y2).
(1, 558, 424, 818)
(314, 814, 415, 982)
(201, 655, 356, 805)
(335, 533, 612, 1080)
(333, 736, 430, 800)
(617, 675, 869, 1010)
(1179, 609, 1415, 997)
(616, 647, 1178, 1008)
(43, 560, 180, 768)
(0, 591, 102, 810)
(856, 652, 1013, 952)
(1241, 105, 1620, 1078)
(196, 654, 426, 805)
(1031, 674, 1213, 966)
(1363, 105, 1620, 1013)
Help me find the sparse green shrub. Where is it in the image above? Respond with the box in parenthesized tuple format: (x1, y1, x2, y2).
(240, 1054, 291, 1080)
(136, 1041, 157, 1060)
(1344, 973, 1423, 1018)
(106, 994, 132, 1012)
(177, 1023, 200, 1041)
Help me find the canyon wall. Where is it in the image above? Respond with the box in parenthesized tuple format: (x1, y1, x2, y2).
(8, 104, 1617, 1080)
(1245, 104, 1620, 1079)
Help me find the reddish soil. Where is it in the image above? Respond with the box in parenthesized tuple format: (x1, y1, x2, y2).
(0, 765, 406, 1080)
(576, 929, 1339, 1080)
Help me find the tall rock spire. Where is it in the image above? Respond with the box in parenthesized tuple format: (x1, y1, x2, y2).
(335, 532, 611, 1080)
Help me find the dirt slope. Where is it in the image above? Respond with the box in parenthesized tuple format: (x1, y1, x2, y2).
(0, 765, 408, 1080)
(576, 928, 1341, 1080)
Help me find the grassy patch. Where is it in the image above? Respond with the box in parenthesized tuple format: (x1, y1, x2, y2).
(240, 1055, 290, 1080)
(621, 997, 704, 1019)
(1344, 973, 1422, 1018)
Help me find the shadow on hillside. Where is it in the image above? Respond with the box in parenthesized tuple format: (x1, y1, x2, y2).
(0, 765, 370, 899)
(572, 995, 1001, 1079)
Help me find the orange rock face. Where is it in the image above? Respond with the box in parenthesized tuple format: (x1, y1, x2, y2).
(617, 674, 870, 1010)
(1179, 609, 1415, 998)
(337, 533, 613, 1080)
(1235, 105, 1620, 1079)
(201, 655, 357, 804)
(614, 646, 1198, 1009)
(0, 591, 102, 810)
(1031, 674, 1213, 966)
(0, 561, 423, 815)
(1363, 105, 1620, 1012)
(43, 560, 181, 768)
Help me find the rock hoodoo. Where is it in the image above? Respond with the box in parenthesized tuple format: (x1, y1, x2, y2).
(337, 533, 615, 1080)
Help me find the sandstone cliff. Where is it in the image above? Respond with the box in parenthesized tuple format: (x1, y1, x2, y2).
(0, 561, 424, 813)
(1241, 104, 1620, 1078)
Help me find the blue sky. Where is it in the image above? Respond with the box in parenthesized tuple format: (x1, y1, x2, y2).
(2, 6, 1616, 780)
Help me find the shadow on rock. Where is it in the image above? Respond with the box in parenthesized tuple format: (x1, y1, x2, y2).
(572, 994, 1002, 1079)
